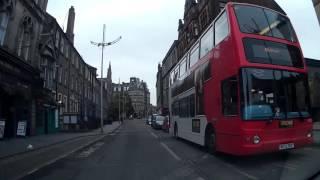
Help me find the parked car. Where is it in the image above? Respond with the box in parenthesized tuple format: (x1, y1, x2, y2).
(152, 115, 165, 129)
(146, 116, 152, 125)
(150, 114, 158, 125)
(162, 115, 170, 132)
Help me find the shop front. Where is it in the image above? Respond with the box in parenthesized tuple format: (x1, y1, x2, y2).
(0, 48, 42, 138)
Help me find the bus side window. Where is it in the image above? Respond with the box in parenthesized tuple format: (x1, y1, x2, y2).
(200, 26, 214, 58)
(215, 11, 229, 46)
(222, 76, 238, 116)
(190, 94, 195, 117)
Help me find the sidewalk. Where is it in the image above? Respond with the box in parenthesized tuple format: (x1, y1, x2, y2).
(314, 122, 320, 131)
(0, 122, 121, 159)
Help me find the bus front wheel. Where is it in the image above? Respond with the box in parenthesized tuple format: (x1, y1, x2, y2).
(206, 128, 217, 154)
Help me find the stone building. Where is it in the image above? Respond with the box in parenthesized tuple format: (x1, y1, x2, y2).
(314, 0, 320, 24)
(156, 64, 163, 108)
(306, 58, 320, 122)
(156, 0, 284, 111)
(0, 0, 52, 138)
(0, 1, 112, 138)
(41, 7, 113, 130)
(113, 77, 150, 118)
(98, 63, 113, 124)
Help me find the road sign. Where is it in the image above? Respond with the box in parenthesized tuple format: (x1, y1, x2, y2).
(0, 120, 5, 139)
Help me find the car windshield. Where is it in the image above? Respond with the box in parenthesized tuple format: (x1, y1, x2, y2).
(156, 116, 165, 121)
(234, 4, 297, 42)
(241, 68, 310, 120)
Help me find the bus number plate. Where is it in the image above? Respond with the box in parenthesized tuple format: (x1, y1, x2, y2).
(279, 120, 293, 128)
(279, 143, 294, 150)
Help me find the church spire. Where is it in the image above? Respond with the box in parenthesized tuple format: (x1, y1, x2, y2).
(107, 61, 112, 80)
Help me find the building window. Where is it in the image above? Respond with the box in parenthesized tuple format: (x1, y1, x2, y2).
(64, 69, 67, 85)
(17, 16, 33, 61)
(199, 9, 208, 30)
(219, 1, 226, 11)
(0, 11, 9, 45)
(65, 43, 69, 58)
(63, 96, 68, 112)
(222, 76, 238, 115)
(60, 38, 64, 53)
(58, 68, 62, 83)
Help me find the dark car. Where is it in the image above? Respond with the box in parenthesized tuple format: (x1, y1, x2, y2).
(162, 116, 170, 132)
(151, 115, 165, 129)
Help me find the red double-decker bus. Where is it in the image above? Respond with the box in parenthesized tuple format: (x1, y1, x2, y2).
(168, 2, 313, 155)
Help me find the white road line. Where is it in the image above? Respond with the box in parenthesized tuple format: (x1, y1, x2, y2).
(160, 142, 182, 161)
(150, 131, 159, 139)
(273, 163, 297, 170)
(303, 147, 317, 152)
(24, 135, 106, 178)
(223, 163, 259, 180)
(196, 177, 206, 180)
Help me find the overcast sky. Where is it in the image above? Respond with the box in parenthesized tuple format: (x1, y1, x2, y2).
(47, 0, 320, 105)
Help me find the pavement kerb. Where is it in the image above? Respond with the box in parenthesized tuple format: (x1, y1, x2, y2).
(0, 124, 122, 161)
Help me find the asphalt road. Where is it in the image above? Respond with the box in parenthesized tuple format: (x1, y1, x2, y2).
(22, 120, 320, 180)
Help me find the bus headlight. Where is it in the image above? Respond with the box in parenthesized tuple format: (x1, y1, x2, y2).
(307, 132, 312, 138)
(253, 135, 261, 144)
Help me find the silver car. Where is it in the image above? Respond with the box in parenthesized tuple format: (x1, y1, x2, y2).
(151, 115, 165, 129)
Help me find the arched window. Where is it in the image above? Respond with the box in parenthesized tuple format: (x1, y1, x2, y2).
(17, 16, 33, 61)
(0, 0, 12, 45)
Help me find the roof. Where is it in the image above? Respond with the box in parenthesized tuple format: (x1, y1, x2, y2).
(306, 58, 320, 68)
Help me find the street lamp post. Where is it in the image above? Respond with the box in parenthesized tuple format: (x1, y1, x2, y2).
(91, 24, 121, 134)
(118, 78, 121, 123)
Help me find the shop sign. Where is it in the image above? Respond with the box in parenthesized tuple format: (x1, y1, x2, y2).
(0, 120, 5, 139)
(17, 121, 27, 136)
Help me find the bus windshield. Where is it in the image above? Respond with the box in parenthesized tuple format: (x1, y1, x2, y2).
(234, 4, 297, 42)
(241, 68, 310, 120)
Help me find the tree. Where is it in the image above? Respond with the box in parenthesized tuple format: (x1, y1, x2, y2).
(108, 92, 134, 121)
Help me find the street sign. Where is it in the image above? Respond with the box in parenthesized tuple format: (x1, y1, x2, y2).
(0, 120, 5, 139)
(17, 121, 27, 136)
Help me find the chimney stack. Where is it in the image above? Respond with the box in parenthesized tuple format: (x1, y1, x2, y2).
(66, 6, 75, 44)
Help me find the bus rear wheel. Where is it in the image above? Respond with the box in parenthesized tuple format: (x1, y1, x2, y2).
(206, 128, 217, 154)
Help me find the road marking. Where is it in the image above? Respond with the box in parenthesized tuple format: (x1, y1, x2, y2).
(222, 163, 259, 180)
(150, 131, 159, 139)
(303, 147, 317, 152)
(273, 163, 297, 170)
(24, 135, 107, 177)
(196, 177, 206, 180)
(201, 154, 209, 159)
(160, 142, 181, 161)
(77, 142, 105, 158)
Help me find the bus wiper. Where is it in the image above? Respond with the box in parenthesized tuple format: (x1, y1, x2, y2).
(243, 23, 259, 33)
